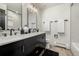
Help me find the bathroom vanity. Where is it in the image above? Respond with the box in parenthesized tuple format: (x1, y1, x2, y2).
(0, 32, 46, 56)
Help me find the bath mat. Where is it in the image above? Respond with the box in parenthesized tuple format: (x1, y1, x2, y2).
(27, 47, 59, 56)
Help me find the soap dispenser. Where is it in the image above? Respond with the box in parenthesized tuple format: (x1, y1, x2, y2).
(10, 29, 13, 36)
(20, 28, 24, 34)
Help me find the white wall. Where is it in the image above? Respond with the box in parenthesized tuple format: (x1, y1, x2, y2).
(71, 4, 79, 43)
(42, 3, 71, 49)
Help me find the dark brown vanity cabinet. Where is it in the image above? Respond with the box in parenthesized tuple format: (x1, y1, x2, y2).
(37, 34, 46, 46)
(0, 33, 46, 56)
(23, 38, 35, 55)
(23, 36, 38, 55)
(0, 40, 24, 56)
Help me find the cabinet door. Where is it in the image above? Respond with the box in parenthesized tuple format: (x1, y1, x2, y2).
(0, 40, 23, 56)
(12, 40, 23, 56)
(23, 37, 37, 55)
(36, 33, 46, 48)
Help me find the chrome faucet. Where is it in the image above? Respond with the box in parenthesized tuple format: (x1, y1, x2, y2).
(10, 29, 14, 36)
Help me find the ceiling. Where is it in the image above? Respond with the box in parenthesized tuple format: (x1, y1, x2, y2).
(7, 3, 63, 13)
(33, 3, 62, 11)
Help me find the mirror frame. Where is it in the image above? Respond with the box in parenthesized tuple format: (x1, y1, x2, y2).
(6, 3, 22, 30)
(27, 8, 37, 29)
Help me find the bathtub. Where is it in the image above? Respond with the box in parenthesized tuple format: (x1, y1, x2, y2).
(71, 42, 79, 56)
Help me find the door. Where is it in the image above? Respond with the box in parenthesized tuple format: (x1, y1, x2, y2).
(23, 37, 37, 55)
(71, 3, 79, 49)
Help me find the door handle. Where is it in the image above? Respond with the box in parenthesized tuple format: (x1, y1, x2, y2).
(23, 45, 24, 53)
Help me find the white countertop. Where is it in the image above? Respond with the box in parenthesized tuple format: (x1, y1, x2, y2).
(0, 32, 45, 46)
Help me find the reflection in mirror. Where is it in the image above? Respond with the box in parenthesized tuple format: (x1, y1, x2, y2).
(27, 7, 37, 29)
(7, 3, 22, 30)
(0, 9, 5, 30)
(0, 3, 7, 30)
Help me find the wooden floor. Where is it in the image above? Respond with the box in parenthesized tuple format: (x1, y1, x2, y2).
(46, 45, 73, 56)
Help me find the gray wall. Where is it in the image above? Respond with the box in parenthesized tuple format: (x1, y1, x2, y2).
(71, 3, 79, 43)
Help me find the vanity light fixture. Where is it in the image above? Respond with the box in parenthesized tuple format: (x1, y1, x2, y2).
(28, 4, 38, 13)
(54, 20, 58, 22)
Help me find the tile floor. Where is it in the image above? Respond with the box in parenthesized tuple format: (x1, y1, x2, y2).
(46, 44, 73, 56)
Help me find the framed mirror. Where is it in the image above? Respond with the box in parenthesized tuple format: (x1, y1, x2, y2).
(7, 3, 22, 30)
(0, 9, 5, 30)
(27, 7, 37, 29)
(0, 3, 7, 30)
